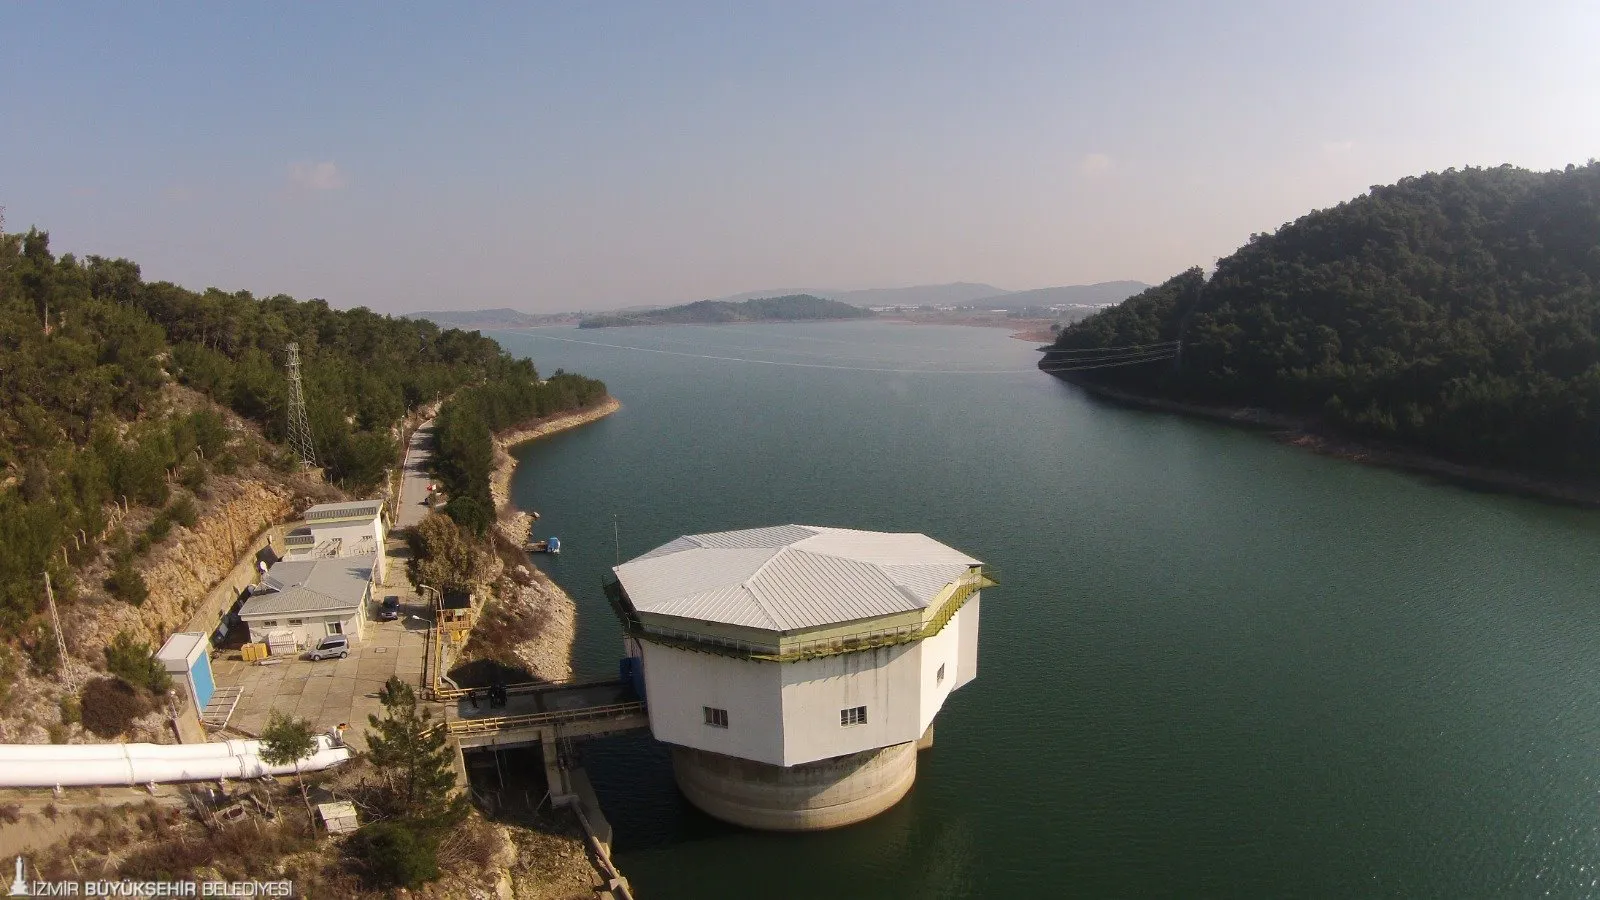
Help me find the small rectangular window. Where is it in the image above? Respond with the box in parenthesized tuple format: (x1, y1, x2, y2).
(261, 620, 278, 626)
(287, 618, 304, 625)
(703, 707, 729, 728)
(840, 706, 867, 727)
(937, 663, 946, 685)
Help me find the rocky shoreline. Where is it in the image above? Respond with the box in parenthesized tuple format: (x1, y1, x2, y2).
(485, 397, 622, 682)
(1055, 376, 1600, 508)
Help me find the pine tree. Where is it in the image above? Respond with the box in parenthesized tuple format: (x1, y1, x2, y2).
(260, 709, 318, 828)
(364, 676, 468, 830)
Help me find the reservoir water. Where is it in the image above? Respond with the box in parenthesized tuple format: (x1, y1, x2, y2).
(491, 321, 1600, 898)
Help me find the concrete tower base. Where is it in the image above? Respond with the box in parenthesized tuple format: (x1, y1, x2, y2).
(672, 742, 918, 831)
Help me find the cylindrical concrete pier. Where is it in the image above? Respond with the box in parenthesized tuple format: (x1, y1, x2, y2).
(672, 742, 918, 831)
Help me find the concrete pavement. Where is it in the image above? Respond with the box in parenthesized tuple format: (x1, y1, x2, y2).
(397, 418, 437, 530)
(210, 609, 430, 750)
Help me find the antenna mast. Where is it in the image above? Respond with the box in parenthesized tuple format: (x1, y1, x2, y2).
(285, 342, 318, 468)
(44, 572, 72, 690)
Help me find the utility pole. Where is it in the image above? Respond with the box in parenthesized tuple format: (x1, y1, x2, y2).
(284, 342, 318, 468)
(44, 572, 72, 689)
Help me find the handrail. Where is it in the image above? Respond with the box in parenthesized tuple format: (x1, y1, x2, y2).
(429, 675, 625, 703)
(605, 568, 997, 663)
(447, 701, 647, 736)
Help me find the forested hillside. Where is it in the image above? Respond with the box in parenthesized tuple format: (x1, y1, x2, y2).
(579, 293, 871, 327)
(0, 225, 594, 662)
(431, 366, 608, 535)
(1046, 163, 1600, 477)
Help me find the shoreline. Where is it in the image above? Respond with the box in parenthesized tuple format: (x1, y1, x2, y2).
(485, 396, 623, 681)
(1053, 375, 1600, 508)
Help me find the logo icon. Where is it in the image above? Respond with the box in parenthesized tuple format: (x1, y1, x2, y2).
(7, 855, 29, 896)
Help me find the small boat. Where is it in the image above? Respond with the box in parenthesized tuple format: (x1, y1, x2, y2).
(528, 536, 561, 554)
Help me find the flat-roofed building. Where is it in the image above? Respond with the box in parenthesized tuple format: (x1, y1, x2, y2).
(282, 500, 387, 583)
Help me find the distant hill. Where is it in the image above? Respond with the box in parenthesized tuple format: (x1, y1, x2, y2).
(834, 283, 1011, 308)
(971, 281, 1150, 310)
(406, 307, 577, 328)
(580, 294, 872, 328)
(701, 283, 1009, 309)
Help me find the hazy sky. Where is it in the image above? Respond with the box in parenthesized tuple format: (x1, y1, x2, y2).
(3, 2, 1597, 313)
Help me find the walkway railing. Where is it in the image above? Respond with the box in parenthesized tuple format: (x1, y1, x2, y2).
(430, 674, 625, 703)
(447, 701, 647, 737)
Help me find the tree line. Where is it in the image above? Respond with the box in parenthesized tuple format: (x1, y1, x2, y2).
(430, 363, 608, 535)
(1047, 162, 1600, 477)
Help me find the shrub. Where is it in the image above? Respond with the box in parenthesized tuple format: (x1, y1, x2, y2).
(59, 694, 81, 725)
(106, 556, 149, 606)
(0, 645, 15, 705)
(179, 462, 208, 493)
(81, 677, 152, 737)
(28, 624, 61, 674)
(347, 820, 440, 889)
(144, 512, 172, 545)
(105, 631, 172, 694)
(189, 409, 230, 458)
(166, 494, 199, 529)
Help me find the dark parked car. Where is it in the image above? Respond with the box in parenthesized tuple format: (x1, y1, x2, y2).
(378, 595, 401, 621)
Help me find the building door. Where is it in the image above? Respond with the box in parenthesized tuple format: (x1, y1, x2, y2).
(326, 621, 343, 636)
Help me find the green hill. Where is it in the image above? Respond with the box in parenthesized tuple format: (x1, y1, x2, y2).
(0, 226, 603, 639)
(580, 293, 871, 327)
(1044, 162, 1600, 478)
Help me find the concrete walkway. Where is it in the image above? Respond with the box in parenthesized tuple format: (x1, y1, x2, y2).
(397, 418, 436, 530)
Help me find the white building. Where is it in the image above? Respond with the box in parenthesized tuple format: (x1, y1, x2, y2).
(608, 524, 992, 831)
(239, 554, 379, 649)
(282, 500, 387, 583)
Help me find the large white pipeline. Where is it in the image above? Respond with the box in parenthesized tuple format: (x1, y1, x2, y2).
(0, 739, 258, 761)
(0, 736, 351, 788)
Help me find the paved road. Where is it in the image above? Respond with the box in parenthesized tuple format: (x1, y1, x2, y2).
(397, 418, 436, 529)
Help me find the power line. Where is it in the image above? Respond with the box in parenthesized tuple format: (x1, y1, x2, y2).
(518, 329, 1176, 376)
(1036, 347, 1177, 368)
(520, 332, 1041, 375)
(1040, 340, 1178, 355)
(1039, 348, 1179, 366)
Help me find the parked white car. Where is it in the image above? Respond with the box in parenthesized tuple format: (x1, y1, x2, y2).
(306, 636, 349, 661)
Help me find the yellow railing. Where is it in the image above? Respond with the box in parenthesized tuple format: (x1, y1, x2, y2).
(446, 701, 647, 736)
(430, 674, 625, 703)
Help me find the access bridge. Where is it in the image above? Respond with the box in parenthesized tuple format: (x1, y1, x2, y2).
(439, 676, 648, 749)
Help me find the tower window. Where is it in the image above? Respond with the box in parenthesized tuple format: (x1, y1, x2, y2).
(840, 706, 867, 727)
(937, 663, 946, 685)
(703, 706, 729, 728)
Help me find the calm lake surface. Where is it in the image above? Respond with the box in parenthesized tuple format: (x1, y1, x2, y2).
(491, 321, 1600, 899)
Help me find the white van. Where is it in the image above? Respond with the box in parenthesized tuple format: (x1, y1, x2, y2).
(307, 635, 349, 661)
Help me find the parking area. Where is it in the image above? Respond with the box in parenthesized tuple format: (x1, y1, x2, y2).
(210, 587, 431, 751)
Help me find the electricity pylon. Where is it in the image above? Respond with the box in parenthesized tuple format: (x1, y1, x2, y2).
(285, 342, 318, 468)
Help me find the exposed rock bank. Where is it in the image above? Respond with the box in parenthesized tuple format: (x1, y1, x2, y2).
(485, 397, 622, 683)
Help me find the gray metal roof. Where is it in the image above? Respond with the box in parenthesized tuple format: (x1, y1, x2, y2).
(303, 500, 384, 522)
(239, 553, 377, 618)
(613, 525, 981, 631)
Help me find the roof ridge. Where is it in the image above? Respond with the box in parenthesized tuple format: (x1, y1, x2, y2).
(740, 546, 797, 629)
(792, 546, 911, 594)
